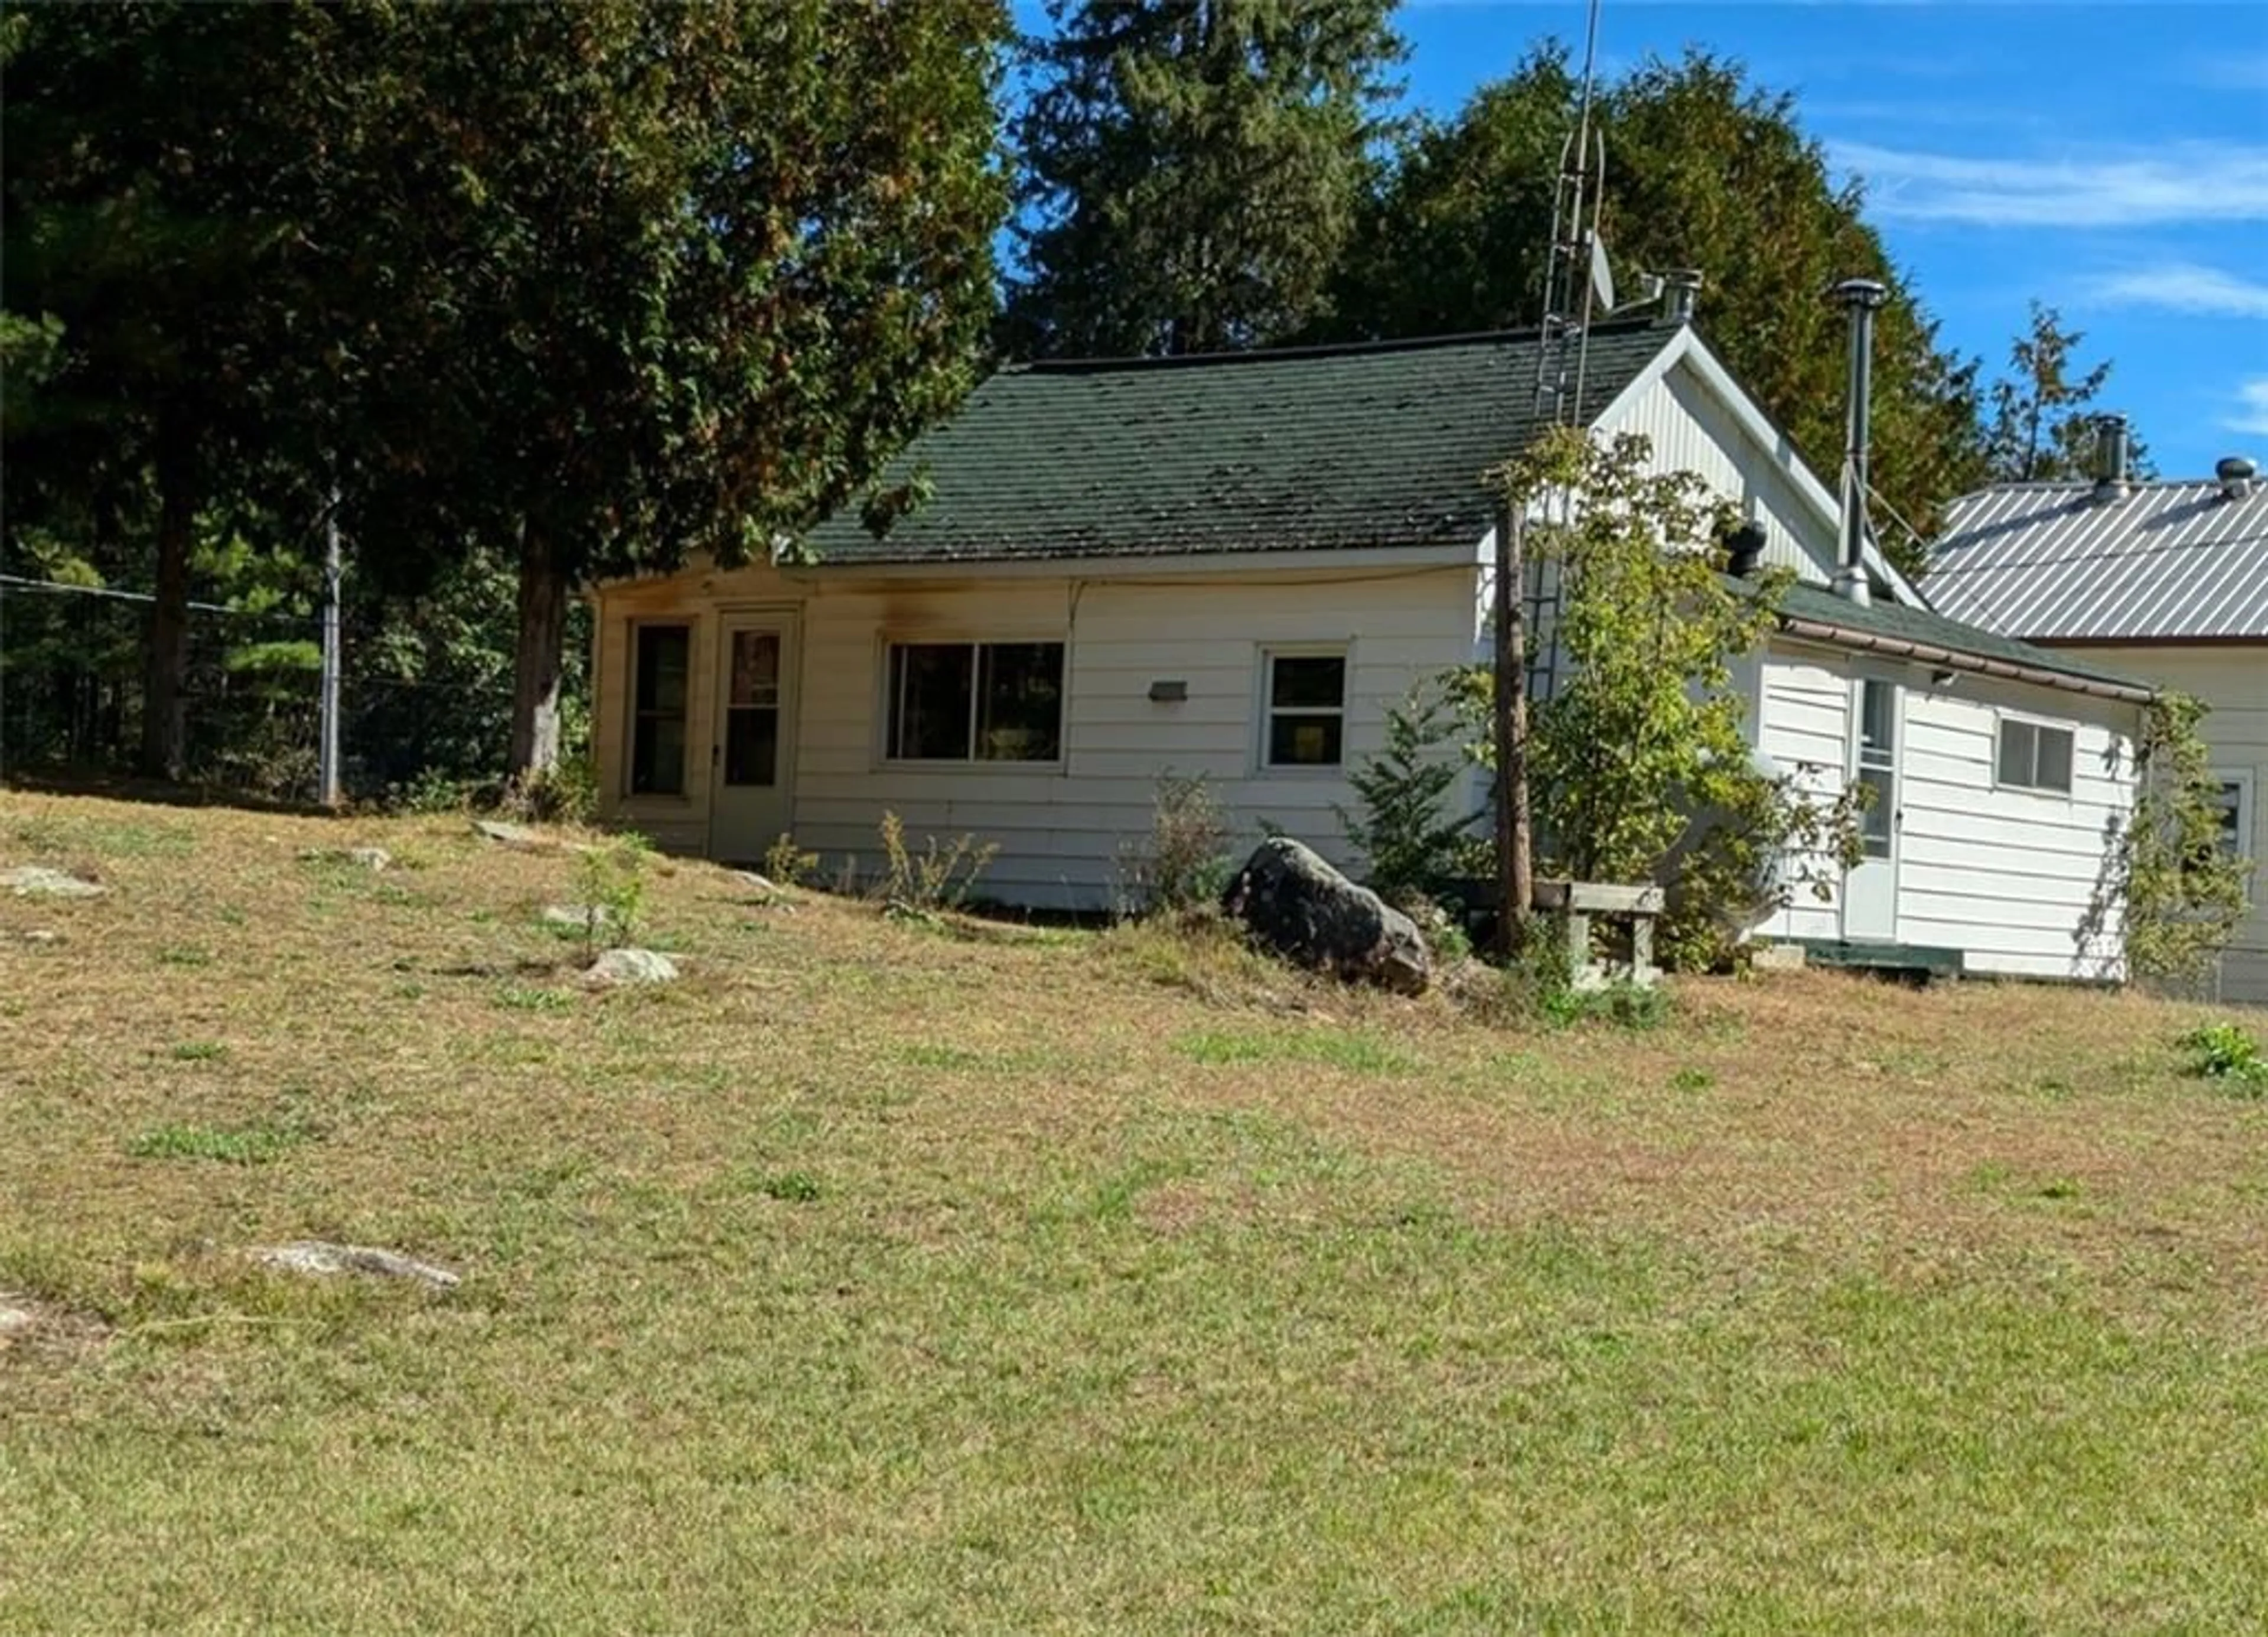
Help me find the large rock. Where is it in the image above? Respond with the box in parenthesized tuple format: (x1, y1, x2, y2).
(585, 947, 679, 986)
(1220, 838, 1430, 995)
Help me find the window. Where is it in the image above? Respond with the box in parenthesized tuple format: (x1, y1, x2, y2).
(887, 641, 1063, 763)
(628, 624, 690, 795)
(1264, 650, 1347, 767)
(1996, 715, 2075, 795)
(722, 628, 781, 788)
(1855, 679, 1896, 859)
(2208, 776, 2249, 859)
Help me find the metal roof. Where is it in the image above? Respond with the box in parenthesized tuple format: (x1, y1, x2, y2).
(1925, 480, 2268, 642)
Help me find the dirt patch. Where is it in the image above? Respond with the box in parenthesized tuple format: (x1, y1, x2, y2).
(0, 1291, 112, 1363)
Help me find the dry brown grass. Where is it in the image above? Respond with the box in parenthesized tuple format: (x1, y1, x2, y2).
(4, 789, 2266, 1632)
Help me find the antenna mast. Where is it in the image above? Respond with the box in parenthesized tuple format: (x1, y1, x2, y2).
(1534, 0, 1609, 426)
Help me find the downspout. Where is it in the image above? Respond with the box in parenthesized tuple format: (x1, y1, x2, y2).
(1832, 278, 1888, 607)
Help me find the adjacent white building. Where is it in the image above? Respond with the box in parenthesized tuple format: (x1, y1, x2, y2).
(1930, 450, 2267, 1003)
(592, 310, 2151, 981)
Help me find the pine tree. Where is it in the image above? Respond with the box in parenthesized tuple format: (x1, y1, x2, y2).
(1003, 0, 1406, 358)
(1983, 302, 2148, 483)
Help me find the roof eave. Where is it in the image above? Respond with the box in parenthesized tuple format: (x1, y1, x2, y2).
(1775, 611, 2155, 704)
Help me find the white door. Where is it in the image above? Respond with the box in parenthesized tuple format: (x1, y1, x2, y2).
(708, 617, 796, 863)
(1843, 677, 1899, 940)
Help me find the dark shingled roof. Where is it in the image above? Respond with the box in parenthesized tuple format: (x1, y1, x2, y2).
(1762, 579, 2154, 698)
(802, 321, 1676, 564)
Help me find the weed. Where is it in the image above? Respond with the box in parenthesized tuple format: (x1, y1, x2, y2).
(155, 946, 212, 968)
(755, 1170, 823, 1203)
(876, 811, 996, 916)
(1669, 1066, 1715, 1092)
(127, 1121, 309, 1166)
(761, 832, 820, 890)
(167, 1041, 228, 1062)
(496, 985, 574, 1013)
(1116, 772, 1234, 917)
(1543, 981, 1671, 1031)
(2178, 1022, 2268, 1092)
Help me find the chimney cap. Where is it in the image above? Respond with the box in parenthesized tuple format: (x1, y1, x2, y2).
(1830, 276, 1889, 309)
(2217, 454, 2257, 500)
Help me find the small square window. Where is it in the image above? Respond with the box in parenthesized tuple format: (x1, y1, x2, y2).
(1264, 652, 1347, 768)
(1996, 716, 2075, 795)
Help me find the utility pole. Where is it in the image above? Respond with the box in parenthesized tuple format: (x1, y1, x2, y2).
(318, 487, 343, 808)
(1492, 502, 1534, 955)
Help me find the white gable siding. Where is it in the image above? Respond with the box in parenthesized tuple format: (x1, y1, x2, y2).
(2063, 644, 2267, 1005)
(596, 559, 1484, 910)
(1598, 359, 1837, 585)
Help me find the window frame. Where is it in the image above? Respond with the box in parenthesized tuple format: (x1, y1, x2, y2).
(1258, 644, 1351, 773)
(1992, 709, 2078, 798)
(879, 636, 1068, 769)
(624, 619, 694, 799)
(2208, 770, 2254, 863)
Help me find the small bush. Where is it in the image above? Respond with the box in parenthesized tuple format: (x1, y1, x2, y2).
(878, 811, 996, 916)
(509, 757, 599, 826)
(756, 1170, 823, 1203)
(387, 767, 490, 816)
(761, 832, 820, 890)
(575, 832, 655, 956)
(1337, 682, 1483, 908)
(2179, 1022, 2268, 1092)
(1117, 772, 1234, 917)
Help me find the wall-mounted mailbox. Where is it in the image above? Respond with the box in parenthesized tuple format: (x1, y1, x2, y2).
(1148, 679, 1188, 703)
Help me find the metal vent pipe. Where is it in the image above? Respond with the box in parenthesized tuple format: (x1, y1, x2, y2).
(2093, 414, 2132, 501)
(1832, 277, 1888, 606)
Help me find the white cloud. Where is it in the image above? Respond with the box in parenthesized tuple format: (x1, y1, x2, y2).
(2085, 263, 2268, 320)
(1831, 140, 2268, 227)
(2228, 379, 2268, 438)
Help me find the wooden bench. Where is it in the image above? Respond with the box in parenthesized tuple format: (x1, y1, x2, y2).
(1532, 879, 1666, 990)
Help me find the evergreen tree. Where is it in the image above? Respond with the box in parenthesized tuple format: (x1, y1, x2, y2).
(1004, 0, 1406, 358)
(1330, 50, 1988, 574)
(1983, 301, 2147, 483)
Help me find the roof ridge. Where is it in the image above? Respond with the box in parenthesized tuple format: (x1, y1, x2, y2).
(1015, 317, 1673, 375)
(1951, 476, 2251, 501)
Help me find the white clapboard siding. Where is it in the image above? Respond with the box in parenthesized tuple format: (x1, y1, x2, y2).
(1754, 645, 1851, 942)
(596, 558, 1484, 910)
(1600, 359, 1838, 584)
(2062, 643, 2268, 1004)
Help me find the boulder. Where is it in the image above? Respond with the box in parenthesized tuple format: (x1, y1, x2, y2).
(2, 864, 105, 899)
(1220, 838, 1430, 995)
(585, 947, 678, 986)
(255, 1241, 461, 1288)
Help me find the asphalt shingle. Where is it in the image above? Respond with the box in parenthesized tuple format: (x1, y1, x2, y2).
(801, 321, 1674, 564)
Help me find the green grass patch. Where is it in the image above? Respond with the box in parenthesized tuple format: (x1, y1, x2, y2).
(494, 985, 574, 1013)
(166, 1040, 228, 1062)
(1175, 1026, 1415, 1074)
(125, 1121, 309, 1166)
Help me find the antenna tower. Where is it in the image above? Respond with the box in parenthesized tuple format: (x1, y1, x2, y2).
(1533, 0, 1609, 427)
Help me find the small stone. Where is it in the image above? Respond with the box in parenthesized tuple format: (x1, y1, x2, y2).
(347, 847, 393, 871)
(473, 818, 552, 850)
(731, 870, 799, 903)
(18, 929, 61, 946)
(0, 1300, 34, 1340)
(541, 903, 615, 930)
(585, 948, 678, 985)
(255, 1241, 460, 1288)
(2, 864, 105, 899)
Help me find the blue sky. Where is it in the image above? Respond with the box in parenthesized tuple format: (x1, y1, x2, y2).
(1393, 1, 2267, 479)
(1016, 1, 2268, 480)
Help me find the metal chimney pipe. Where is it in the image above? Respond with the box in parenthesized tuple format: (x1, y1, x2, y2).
(2093, 414, 2132, 501)
(1661, 269, 1702, 326)
(1832, 277, 1888, 607)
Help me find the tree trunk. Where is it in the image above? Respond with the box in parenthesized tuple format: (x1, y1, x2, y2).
(139, 421, 195, 781)
(1491, 503, 1533, 956)
(507, 518, 568, 779)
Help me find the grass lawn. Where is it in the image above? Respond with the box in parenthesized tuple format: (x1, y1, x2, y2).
(4, 790, 2266, 1632)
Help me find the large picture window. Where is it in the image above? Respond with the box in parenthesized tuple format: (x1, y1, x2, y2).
(1264, 650, 1347, 768)
(887, 641, 1064, 763)
(628, 623, 691, 795)
(1995, 715, 2075, 795)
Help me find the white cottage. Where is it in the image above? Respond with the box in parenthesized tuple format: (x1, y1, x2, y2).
(1928, 437, 2267, 1002)
(591, 308, 2151, 980)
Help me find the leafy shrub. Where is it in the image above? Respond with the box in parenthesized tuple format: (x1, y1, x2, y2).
(878, 811, 996, 916)
(1117, 772, 1234, 917)
(2179, 1022, 2268, 1092)
(509, 756, 599, 825)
